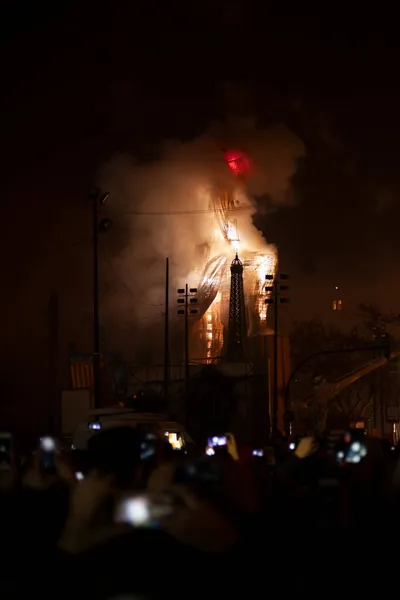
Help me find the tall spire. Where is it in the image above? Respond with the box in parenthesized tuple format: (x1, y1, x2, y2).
(226, 253, 246, 361)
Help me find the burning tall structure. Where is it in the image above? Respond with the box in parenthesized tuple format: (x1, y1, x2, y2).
(192, 149, 277, 363)
(98, 120, 304, 363)
(226, 254, 246, 361)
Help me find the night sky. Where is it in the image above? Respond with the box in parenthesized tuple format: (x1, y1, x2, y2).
(2, 3, 400, 432)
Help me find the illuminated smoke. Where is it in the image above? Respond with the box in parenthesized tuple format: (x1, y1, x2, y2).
(97, 119, 305, 360)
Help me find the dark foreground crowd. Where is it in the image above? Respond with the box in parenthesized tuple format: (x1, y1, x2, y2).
(1, 427, 399, 599)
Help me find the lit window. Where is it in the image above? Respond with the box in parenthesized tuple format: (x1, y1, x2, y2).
(332, 300, 343, 311)
(207, 324, 212, 331)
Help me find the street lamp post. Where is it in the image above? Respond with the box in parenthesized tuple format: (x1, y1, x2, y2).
(177, 285, 198, 388)
(88, 188, 111, 409)
(177, 285, 198, 425)
(265, 273, 290, 436)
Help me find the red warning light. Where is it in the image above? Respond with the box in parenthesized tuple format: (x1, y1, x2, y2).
(224, 149, 249, 177)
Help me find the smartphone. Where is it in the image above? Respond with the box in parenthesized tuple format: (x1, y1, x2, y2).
(75, 471, 84, 481)
(39, 436, 58, 474)
(289, 442, 296, 451)
(88, 422, 101, 431)
(252, 449, 264, 457)
(207, 435, 227, 448)
(114, 494, 173, 528)
(0, 432, 13, 471)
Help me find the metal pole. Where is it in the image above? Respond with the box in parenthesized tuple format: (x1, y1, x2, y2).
(92, 193, 101, 409)
(48, 290, 59, 434)
(164, 258, 169, 406)
(372, 347, 377, 432)
(377, 342, 385, 437)
(380, 369, 385, 438)
(185, 283, 189, 389)
(272, 280, 279, 435)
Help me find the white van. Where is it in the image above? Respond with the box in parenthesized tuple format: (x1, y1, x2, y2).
(71, 407, 192, 451)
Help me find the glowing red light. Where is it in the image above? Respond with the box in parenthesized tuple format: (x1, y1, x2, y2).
(224, 149, 249, 177)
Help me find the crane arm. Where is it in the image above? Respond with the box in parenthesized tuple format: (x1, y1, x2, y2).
(304, 351, 400, 406)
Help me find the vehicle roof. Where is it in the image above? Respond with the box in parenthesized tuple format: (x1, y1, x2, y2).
(86, 411, 185, 431)
(88, 419, 184, 431)
(72, 416, 193, 449)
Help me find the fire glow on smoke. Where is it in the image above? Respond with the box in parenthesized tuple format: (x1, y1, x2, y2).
(224, 149, 250, 177)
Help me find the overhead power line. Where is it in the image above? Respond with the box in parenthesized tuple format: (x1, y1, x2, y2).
(117, 206, 253, 216)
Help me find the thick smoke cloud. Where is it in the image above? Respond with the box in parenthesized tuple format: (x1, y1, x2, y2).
(97, 118, 305, 360)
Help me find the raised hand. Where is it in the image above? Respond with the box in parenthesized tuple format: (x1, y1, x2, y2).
(58, 470, 120, 554)
(294, 436, 318, 459)
(226, 432, 239, 461)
